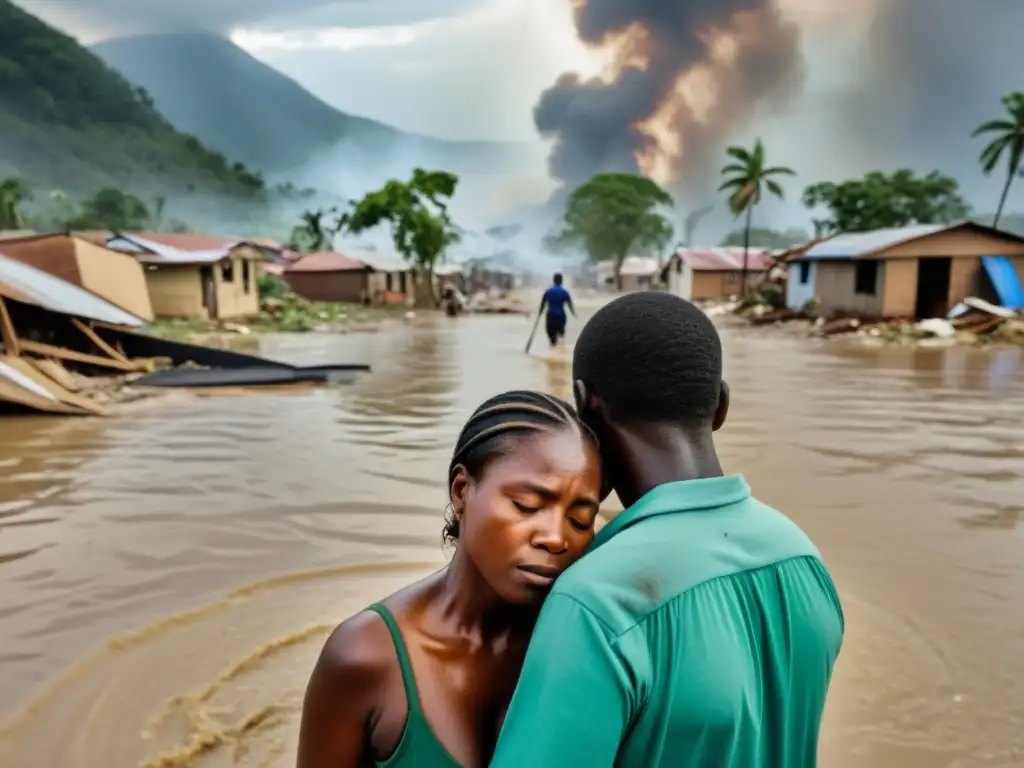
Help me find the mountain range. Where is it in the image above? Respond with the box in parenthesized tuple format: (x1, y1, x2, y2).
(90, 32, 531, 180)
(0, 0, 530, 208)
(0, 0, 263, 197)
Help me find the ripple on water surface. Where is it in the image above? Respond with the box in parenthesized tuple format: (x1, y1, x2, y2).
(0, 311, 1023, 767)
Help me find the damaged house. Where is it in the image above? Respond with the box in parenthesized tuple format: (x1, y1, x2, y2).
(0, 232, 154, 321)
(0, 251, 148, 415)
(786, 221, 1024, 319)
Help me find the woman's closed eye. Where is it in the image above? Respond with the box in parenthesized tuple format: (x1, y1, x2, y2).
(567, 515, 592, 532)
(512, 500, 540, 514)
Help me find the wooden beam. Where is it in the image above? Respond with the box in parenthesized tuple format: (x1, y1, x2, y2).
(91, 320, 138, 333)
(72, 317, 131, 364)
(0, 297, 20, 357)
(18, 339, 142, 372)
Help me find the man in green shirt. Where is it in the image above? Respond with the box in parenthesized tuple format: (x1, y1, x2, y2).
(491, 292, 844, 767)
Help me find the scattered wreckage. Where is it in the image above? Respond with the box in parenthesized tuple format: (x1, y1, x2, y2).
(0, 253, 369, 416)
(730, 292, 1024, 347)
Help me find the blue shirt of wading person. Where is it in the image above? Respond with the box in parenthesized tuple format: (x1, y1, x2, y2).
(541, 282, 573, 320)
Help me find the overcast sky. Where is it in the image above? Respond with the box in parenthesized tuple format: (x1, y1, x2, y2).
(15, 0, 1023, 226)
(18, 0, 866, 143)
(20, 0, 613, 141)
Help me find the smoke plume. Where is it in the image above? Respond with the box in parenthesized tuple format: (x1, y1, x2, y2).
(535, 0, 805, 203)
(836, 0, 1024, 199)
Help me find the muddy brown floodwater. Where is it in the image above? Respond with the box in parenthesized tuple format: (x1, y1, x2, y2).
(0, 301, 1022, 767)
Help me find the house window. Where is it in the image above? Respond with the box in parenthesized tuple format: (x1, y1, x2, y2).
(222, 260, 234, 282)
(854, 260, 878, 295)
(798, 261, 811, 284)
(724, 272, 738, 285)
(242, 259, 251, 293)
(386, 273, 393, 292)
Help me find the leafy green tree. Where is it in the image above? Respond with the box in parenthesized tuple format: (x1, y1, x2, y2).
(0, 176, 32, 229)
(65, 186, 150, 230)
(972, 92, 1024, 228)
(0, 0, 265, 197)
(720, 226, 809, 249)
(335, 169, 461, 305)
(802, 170, 970, 235)
(553, 172, 674, 289)
(718, 139, 794, 295)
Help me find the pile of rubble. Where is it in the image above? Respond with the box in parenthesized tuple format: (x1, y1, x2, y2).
(805, 298, 1023, 346)
(464, 290, 529, 315)
(731, 292, 1023, 348)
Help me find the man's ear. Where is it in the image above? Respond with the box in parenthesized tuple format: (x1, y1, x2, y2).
(573, 379, 593, 413)
(712, 380, 730, 432)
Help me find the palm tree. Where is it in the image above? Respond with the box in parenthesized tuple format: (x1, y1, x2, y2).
(0, 176, 32, 230)
(973, 92, 1024, 229)
(718, 139, 794, 295)
(289, 208, 335, 252)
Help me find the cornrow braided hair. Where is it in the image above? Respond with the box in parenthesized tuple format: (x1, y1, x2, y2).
(444, 390, 598, 546)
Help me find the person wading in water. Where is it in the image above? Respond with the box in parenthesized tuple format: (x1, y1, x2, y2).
(490, 292, 844, 768)
(297, 390, 602, 768)
(537, 272, 574, 347)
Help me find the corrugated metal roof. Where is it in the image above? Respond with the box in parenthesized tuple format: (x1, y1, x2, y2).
(801, 224, 948, 260)
(285, 252, 365, 272)
(434, 263, 465, 276)
(124, 232, 238, 251)
(117, 232, 284, 253)
(0, 359, 56, 401)
(619, 256, 660, 276)
(0, 251, 144, 326)
(107, 235, 232, 265)
(0, 230, 38, 241)
(677, 248, 771, 271)
(345, 248, 410, 272)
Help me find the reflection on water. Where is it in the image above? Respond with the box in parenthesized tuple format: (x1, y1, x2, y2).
(1, 308, 1023, 767)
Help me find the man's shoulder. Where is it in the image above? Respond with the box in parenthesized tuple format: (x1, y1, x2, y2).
(551, 497, 829, 636)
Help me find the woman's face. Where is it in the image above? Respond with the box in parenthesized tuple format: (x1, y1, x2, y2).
(450, 428, 602, 605)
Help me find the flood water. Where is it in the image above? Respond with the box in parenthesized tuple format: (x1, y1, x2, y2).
(1, 302, 1023, 767)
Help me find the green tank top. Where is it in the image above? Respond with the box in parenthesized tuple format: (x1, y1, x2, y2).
(368, 603, 463, 768)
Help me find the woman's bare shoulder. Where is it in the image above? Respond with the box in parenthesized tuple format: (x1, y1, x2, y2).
(299, 610, 402, 766)
(313, 575, 439, 690)
(315, 609, 396, 686)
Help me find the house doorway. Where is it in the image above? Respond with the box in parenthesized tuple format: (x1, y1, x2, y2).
(200, 266, 218, 319)
(914, 257, 951, 319)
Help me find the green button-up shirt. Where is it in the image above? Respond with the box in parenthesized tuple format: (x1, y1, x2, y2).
(490, 475, 844, 767)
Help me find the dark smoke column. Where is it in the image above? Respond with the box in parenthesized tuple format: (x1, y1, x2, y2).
(535, 0, 804, 201)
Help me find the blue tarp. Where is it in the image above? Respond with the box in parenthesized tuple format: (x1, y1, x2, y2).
(981, 256, 1024, 309)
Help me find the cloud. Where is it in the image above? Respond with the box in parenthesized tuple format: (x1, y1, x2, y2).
(15, 0, 484, 42)
(232, 25, 421, 53)
(235, 0, 606, 143)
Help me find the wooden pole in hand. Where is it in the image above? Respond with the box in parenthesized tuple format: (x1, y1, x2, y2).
(524, 311, 542, 354)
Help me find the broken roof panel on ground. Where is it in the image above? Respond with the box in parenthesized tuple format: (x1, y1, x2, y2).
(0, 252, 144, 327)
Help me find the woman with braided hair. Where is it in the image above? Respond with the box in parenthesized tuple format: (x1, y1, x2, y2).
(298, 390, 603, 768)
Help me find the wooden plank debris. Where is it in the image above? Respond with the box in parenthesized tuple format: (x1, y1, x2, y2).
(17, 339, 143, 372)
